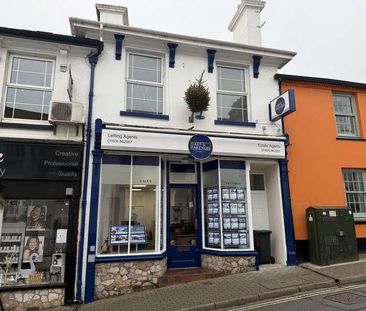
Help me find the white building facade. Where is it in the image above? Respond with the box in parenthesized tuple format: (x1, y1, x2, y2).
(0, 27, 102, 309)
(71, 2, 297, 303)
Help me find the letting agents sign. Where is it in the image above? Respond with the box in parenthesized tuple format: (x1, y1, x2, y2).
(102, 130, 285, 159)
(269, 89, 296, 121)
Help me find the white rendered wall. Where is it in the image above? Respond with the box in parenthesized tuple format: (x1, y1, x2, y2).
(0, 37, 93, 142)
(265, 164, 287, 265)
(92, 35, 282, 137)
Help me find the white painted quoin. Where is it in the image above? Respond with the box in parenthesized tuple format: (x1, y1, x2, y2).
(71, 1, 297, 302)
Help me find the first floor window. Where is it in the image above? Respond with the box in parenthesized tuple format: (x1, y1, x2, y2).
(343, 169, 366, 219)
(202, 159, 250, 250)
(98, 155, 163, 255)
(333, 94, 359, 137)
(4, 56, 54, 121)
(217, 66, 248, 122)
(0, 199, 69, 287)
(126, 53, 163, 115)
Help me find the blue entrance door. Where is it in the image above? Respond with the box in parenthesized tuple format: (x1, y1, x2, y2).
(168, 187, 200, 268)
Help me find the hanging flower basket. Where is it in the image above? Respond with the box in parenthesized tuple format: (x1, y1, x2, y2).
(184, 70, 210, 123)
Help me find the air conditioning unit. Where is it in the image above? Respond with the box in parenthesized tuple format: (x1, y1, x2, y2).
(49, 101, 84, 124)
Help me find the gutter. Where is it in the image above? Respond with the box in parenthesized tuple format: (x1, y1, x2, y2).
(76, 42, 104, 302)
(69, 18, 296, 59)
(0, 26, 102, 50)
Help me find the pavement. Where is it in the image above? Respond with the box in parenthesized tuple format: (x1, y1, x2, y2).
(55, 258, 366, 311)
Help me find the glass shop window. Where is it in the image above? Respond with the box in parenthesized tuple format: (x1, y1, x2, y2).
(0, 199, 69, 287)
(98, 155, 163, 256)
(202, 160, 250, 250)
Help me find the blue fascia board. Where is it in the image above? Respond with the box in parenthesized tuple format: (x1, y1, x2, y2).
(120, 111, 169, 120)
(95, 252, 167, 263)
(214, 120, 256, 127)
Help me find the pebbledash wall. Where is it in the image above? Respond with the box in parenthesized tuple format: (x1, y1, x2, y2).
(73, 2, 297, 303)
(0, 27, 102, 310)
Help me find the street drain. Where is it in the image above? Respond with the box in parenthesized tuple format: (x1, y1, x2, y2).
(324, 293, 366, 305)
(202, 281, 214, 286)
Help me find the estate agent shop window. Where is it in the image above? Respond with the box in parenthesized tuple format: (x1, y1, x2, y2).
(97, 155, 163, 256)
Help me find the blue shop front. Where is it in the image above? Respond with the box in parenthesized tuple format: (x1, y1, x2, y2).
(82, 122, 295, 302)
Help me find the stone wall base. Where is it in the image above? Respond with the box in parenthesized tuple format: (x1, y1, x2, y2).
(201, 254, 256, 274)
(0, 288, 64, 311)
(95, 258, 167, 299)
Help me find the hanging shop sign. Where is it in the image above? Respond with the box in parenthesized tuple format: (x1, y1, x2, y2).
(269, 89, 296, 121)
(0, 141, 82, 180)
(188, 135, 212, 160)
(101, 129, 286, 159)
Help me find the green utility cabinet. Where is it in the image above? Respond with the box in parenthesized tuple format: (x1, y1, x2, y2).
(306, 207, 358, 266)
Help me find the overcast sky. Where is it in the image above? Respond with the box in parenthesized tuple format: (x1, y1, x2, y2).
(1, 0, 365, 83)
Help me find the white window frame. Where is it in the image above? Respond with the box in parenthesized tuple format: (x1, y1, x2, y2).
(3, 55, 55, 124)
(216, 65, 249, 123)
(125, 52, 164, 115)
(342, 168, 366, 221)
(96, 153, 166, 258)
(333, 93, 359, 138)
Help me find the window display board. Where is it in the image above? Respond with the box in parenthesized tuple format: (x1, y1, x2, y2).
(110, 225, 147, 245)
(221, 187, 248, 248)
(205, 187, 249, 249)
(203, 159, 250, 251)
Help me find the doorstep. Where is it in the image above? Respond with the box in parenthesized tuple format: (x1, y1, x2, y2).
(158, 267, 225, 287)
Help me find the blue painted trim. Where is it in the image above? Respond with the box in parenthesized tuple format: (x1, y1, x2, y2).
(252, 55, 262, 78)
(202, 160, 218, 172)
(215, 120, 256, 127)
(288, 89, 296, 112)
(120, 111, 169, 120)
(167, 43, 178, 68)
(170, 163, 196, 173)
(103, 154, 131, 165)
(207, 49, 216, 73)
(114, 34, 125, 60)
(167, 164, 201, 268)
(84, 119, 104, 304)
(201, 249, 259, 257)
(278, 159, 296, 266)
(76, 50, 103, 303)
(133, 156, 160, 166)
(220, 160, 245, 170)
(95, 252, 167, 263)
(268, 102, 272, 122)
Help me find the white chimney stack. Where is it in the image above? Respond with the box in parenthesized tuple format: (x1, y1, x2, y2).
(96, 4, 129, 26)
(228, 0, 266, 46)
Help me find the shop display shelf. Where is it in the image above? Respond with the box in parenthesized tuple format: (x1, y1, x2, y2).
(1, 241, 20, 243)
(0, 250, 19, 253)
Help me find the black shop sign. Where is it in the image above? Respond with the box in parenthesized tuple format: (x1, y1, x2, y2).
(0, 141, 82, 180)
